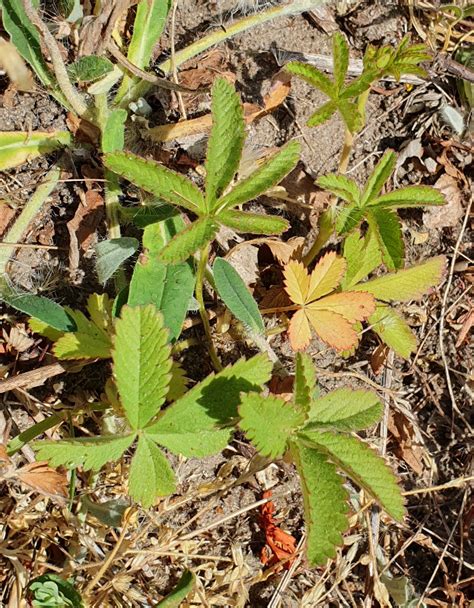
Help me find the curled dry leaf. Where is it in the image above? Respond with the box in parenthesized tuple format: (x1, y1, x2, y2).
(15, 461, 68, 498)
(260, 490, 297, 570)
(423, 174, 463, 229)
(67, 189, 104, 275)
(282, 252, 375, 351)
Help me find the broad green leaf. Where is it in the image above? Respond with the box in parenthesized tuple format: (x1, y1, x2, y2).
(368, 207, 404, 270)
(158, 218, 218, 264)
(102, 109, 127, 153)
(341, 228, 382, 289)
(307, 101, 338, 127)
(338, 99, 363, 133)
(1, 0, 57, 90)
(28, 317, 64, 341)
(53, 317, 112, 359)
(0, 130, 72, 170)
(217, 141, 301, 210)
(239, 392, 305, 458)
(335, 203, 365, 234)
(122, 202, 177, 227)
(305, 388, 382, 431)
(286, 62, 335, 98)
(213, 257, 264, 334)
(300, 431, 405, 521)
(156, 570, 196, 607)
(369, 304, 417, 359)
(371, 185, 445, 208)
(205, 78, 245, 208)
(114, 0, 172, 104)
(360, 151, 396, 206)
(128, 435, 176, 506)
(95, 237, 139, 284)
(128, 219, 195, 340)
(316, 174, 360, 205)
(2, 292, 75, 332)
(333, 33, 349, 91)
(113, 305, 172, 429)
(34, 434, 135, 470)
(104, 152, 205, 213)
(219, 209, 289, 235)
(351, 256, 446, 302)
(291, 441, 349, 565)
(294, 352, 317, 413)
(145, 354, 272, 457)
(68, 55, 113, 82)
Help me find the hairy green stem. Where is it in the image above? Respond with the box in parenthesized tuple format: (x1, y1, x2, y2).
(196, 244, 222, 371)
(119, 0, 328, 105)
(0, 165, 60, 281)
(21, 0, 87, 116)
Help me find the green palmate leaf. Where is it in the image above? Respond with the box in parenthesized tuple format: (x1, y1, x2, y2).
(352, 256, 446, 302)
(218, 140, 301, 210)
(2, 292, 75, 332)
(338, 99, 364, 133)
(167, 361, 189, 401)
(335, 203, 365, 234)
(34, 434, 135, 470)
(316, 174, 360, 205)
(122, 203, 177, 228)
(0, 130, 72, 170)
(239, 392, 305, 458)
(307, 101, 338, 127)
(290, 441, 349, 565)
(28, 318, 64, 341)
(53, 323, 111, 359)
(369, 304, 417, 359)
(128, 435, 176, 506)
(156, 570, 196, 607)
(205, 78, 245, 208)
(300, 431, 405, 521)
(219, 209, 289, 235)
(113, 305, 172, 429)
(95, 237, 139, 284)
(104, 152, 205, 213)
(145, 354, 272, 457)
(1, 0, 57, 90)
(128, 218, 195, 341)
(68, 55, 113, 82)
(28, 574, 83, 608)
(114, 0, 172, 104)
(286, 62, 335, 98)
(158, 218, 218, 264)
(294, 352, 317, 413)
(371, 185, 445, 208)
(368, 207, 404, 270)
(102, 109, 127, 154)
(213, 257, 264, 334)
(305, 388, 382, 431)
(360, 151, 397, 206)
(333, 32, 349, 91)
(341, 228, 382, 289)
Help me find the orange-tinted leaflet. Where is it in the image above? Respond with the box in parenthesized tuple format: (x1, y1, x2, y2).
(260, 490, 297, 570)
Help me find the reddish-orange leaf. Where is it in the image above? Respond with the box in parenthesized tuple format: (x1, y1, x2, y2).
(307, 251, 346, 301)
(305, 309, 358, 351)
(308, 291, 375, 322)
(288, 309, 312, 351)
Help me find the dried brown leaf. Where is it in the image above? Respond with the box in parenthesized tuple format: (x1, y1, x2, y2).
(15, 461, 68, 498)
(423, 174, 463, 229)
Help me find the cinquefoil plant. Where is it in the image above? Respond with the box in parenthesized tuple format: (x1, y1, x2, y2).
(239, 352, 405, 565)
(35, 304, 272, 507)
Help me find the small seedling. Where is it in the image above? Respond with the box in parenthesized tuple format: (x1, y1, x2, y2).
(318, 150, 445, 269)
(239, 352, 405, 565)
